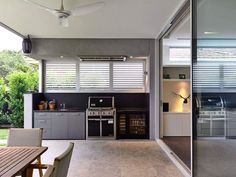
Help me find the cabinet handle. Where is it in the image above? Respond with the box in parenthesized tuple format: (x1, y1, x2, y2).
(101, 119, 113, 121)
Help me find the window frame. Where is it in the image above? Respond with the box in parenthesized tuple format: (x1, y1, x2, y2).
(112, 60, 146, 91)
(44, 60, 78, 93)
(163, 46, 191, 66)
(78, 61, 111, 91)
(44, 58, 148, 93)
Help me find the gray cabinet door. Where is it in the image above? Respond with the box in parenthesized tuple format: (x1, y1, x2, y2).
(34, 112, 52, 139)
(68, 112, 85, 139)
(51, 113, 68, 139)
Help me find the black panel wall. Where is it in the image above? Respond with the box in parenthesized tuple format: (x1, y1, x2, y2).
(33, 93, 149, 111)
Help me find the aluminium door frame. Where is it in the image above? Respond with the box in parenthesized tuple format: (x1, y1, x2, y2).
(156, 0, 192, 174)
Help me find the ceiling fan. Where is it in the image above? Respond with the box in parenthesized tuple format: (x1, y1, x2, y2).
(24, 0, 105, 27)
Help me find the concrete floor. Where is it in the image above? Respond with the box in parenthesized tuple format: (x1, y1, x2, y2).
(194, 139, 236, 177)
(33, 140, 184, 177)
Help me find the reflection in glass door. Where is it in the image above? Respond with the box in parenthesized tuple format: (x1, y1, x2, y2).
(192, 0, 236, 176)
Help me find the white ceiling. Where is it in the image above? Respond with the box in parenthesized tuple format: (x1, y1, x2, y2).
(0, 0, 185, 38)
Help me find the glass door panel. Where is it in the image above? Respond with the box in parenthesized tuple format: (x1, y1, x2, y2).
(192, 0, 236, 176)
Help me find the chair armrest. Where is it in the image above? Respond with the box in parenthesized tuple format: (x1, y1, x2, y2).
(43, 165, 54, 177)
(27, 163, 49, 169)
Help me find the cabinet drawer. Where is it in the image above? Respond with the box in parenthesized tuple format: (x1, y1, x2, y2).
(34, 118, 51, 128)
(34, 112, 51, 118)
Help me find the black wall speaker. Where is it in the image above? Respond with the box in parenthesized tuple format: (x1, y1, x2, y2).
(163, 102, 169, 112)
(22, 35, 32, 54)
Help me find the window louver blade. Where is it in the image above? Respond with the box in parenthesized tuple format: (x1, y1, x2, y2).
(193, 63, 221, 89)
(223, 64, 236, 88)
(46, 63, 77, 91)
(113, 62, 144, 89)
(80, 63, 110, 88)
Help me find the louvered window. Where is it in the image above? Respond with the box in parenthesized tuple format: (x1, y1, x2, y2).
(45, 62, 77, 91)
(113, 62, 144, 89)
(193, 48, 236, 92)
(169, 47, 191, 61)
(45, 60, 147, 92)
(79, 62, 110, 88)
(193, 63, 221, 90)
(223, 63, 236, 88)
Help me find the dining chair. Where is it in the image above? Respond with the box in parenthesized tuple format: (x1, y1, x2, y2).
(26, 142, 74, 177)
(7, 128, 44, 177)
(42, 165, 54, 177)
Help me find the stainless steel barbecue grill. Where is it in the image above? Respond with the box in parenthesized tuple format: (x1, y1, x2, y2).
(86, 96, 116, 139)
(196, 96, 226, 138)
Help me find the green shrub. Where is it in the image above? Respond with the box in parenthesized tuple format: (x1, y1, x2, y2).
(0, 51, 39, 127)
(7, 72, 38, 128)
(0, 78, 10, 125)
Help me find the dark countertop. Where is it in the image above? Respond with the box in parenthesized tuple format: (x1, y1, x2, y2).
(34, 108, 85, 112)
(34, 108, 148, 112)
(116, 108, 149, 112)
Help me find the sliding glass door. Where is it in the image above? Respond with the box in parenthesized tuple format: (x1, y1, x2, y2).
(159, 0, 191, 171)
(192, 0, 236, 176)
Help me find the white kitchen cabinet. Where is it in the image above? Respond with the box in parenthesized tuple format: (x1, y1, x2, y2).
(182, 115, 191, 136)
(163, 112, 191, 136)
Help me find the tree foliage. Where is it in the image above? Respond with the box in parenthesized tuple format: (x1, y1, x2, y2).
(0, 50, 38, 127)
(0, 50, 37, 80)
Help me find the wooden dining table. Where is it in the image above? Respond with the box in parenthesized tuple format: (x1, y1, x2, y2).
(0, 146, 48, 177)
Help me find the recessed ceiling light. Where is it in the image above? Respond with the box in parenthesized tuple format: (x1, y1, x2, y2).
(60, 56, 64, 58)
(204, 31, 218, 35)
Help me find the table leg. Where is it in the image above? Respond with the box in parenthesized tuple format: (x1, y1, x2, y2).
(21, 167, 33, 177)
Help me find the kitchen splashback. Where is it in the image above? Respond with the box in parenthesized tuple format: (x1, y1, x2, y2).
(32, 93, 149, 110)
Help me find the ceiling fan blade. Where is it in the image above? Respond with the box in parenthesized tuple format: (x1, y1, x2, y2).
(23, 0, 56, 14)
(70, 2, 105, 16)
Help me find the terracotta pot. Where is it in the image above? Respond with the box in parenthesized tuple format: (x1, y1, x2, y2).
(49, 103, 56, 110)
(38, 104, 44, 110)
